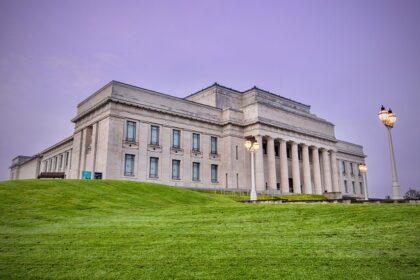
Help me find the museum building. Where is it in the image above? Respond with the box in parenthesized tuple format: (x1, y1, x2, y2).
(10, 81, 367, 198)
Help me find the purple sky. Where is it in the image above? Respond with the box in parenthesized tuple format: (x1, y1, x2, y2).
(0, 0, 419, 198)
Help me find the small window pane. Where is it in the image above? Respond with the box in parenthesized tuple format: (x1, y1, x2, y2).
(151, 126, 160, 145)
(192, 162, 200, 181)
(150, 157, 159, 177)
(211, 164, 218, 183)
(192, 133, 200, 151)
(211, 137, 218, 154)
(125, 154, 135, 176)
(172, 160, 180, 179)
(126, 121, 136, 142)
(173, 130, 181, 148)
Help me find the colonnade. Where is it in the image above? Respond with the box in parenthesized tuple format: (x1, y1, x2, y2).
(252, 136, 339, 194)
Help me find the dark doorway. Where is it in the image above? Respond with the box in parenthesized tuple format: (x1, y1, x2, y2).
(289, 178, 293, 193)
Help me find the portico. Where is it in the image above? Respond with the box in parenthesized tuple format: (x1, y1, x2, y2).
(247, 134, 340, 195)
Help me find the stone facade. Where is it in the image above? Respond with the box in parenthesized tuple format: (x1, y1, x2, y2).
(10, 81, 367, 198)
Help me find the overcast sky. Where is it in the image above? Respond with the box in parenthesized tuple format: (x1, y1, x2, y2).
(0, 0, 419, 198)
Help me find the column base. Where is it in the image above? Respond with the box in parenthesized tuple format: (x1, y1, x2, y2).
(392, 183, 403, 200)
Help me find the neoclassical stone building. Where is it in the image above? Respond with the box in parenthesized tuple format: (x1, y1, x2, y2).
(10, 81, 367, 198)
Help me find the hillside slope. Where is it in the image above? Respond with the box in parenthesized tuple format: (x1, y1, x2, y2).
(0, 180, 419, 280)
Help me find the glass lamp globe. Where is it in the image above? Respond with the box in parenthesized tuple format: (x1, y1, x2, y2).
(385, 110, 397, 127)
(245, 140, 252, 150)
(378, 105, 389, 123)
(253, 142, 260, 151)
(358, 164, 367, 173)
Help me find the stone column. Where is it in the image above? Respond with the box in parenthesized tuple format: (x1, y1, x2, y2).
(255, 135, 265, 191)
(302, 144, 312, 194)
(330, 150, 339, 192)
(322, 149, 332, 192)
(279, 139, 289, 193)
(312, 146, 322, 194)
(291, 142, 301, 193)
(267, 137, 277, 190)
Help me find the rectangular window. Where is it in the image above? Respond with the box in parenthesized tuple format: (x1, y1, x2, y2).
(172, 159, 180, 179)
(235, 145, 238, 160)
(342, 161, 346, 174)
(360, 182, 364, 194)
(210, 136, 218, 154)
(192, 162, 200, 181)
(65, 151, 69, 167)
(211, 164, 218, 183)
(263, 143, 267, 155)
(126, 121, 136, 142)
(192, 133, 200, 151)
(350, 162, 354, 176)
(352, 181, 356, 193)
(149, 157, 159, 178)
(172, 129, 181, 148)
(287, 147, 291, 159)
(275, 144, 279, 157)
(344, 180, 348, 193)
(59, 154, 63, 169)
(150, 125, 160, 145)
(124, 154, 135, 176)
(236, 173, 239, 188)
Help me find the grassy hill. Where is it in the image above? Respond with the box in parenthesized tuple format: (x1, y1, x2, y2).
(0, 180, 419, 279)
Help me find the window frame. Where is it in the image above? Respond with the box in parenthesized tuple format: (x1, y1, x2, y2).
(210, 136, 218, 154)
(124, 154, 135, 176)
(211, 164, 218, 183)
(192, 162, 200, 181)
(172, 159, 181, 180)
(150, 125, 160, 146)
(172, 129, 181, 149)
(125, 120, 137, 142)
(192, 133, 200, 152)
(149, 157, 159, 178)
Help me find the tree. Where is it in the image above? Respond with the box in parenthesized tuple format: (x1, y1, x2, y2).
(403, 188, 420, 199)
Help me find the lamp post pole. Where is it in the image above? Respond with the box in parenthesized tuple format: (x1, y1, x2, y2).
(387, 126, 402, 199)
(245, 139, 259, 201)
(250, 150, 257, 201)
(363, 172, 369, 201)
(378, 106, 402, 200)
(358, 164, 369, 200)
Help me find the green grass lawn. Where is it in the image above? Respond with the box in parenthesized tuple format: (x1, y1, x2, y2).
(0, 180, 419, 279)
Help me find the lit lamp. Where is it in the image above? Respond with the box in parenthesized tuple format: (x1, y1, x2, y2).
(358, 164, 369, 200)
(244, 139, 260, 201)
(378, 105, 402, 199)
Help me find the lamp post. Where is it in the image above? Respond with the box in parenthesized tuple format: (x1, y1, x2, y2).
(378, 106, 402, 199)
(245, 139, 260, 201)
(358, 164, 369, 200)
